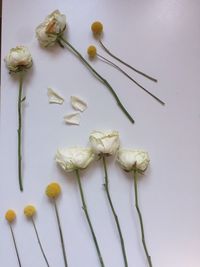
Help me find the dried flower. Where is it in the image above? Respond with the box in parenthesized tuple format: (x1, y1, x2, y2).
(91, 21, 103, 36)
(56, 146, 105, 267)
(118, 148, 153, 267)
(4, 46, 33, 191)
(45, 182, 68, 266)
(46, 182, 61, 199)
(55, 147, 95, 172)
(89, 130, 120, 156)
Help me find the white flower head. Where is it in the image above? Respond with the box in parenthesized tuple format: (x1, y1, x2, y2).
(55, 147, 95, 172)
(36, 10, 66, 47)
(5, 46, 33, 73)
(89, 130, 120, 156)
(117, 149, 150, 173)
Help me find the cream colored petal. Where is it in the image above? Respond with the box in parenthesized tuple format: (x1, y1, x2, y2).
(47, 88, 64, 104)
(71, 96, 87, 112)
(64, 113, 80, 125)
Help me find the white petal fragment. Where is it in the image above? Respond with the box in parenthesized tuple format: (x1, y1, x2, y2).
(71, 96, 87, 112)
(64, 113, 80, 125)
(47, 88, 64, 104)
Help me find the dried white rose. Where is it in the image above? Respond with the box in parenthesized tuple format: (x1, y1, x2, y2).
(56, 147, 95, 172)
(47, 88, 64, 104)
(89, 130, 120, 156)
(64, 113, 80, 125)
(71, 96, 87, 112)
(4, 46, 33, 73)
(117, 149, 150, 172)
(36, 10, 66, 47)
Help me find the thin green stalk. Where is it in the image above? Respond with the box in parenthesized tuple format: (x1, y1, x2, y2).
(9, 224, 22, 267)
(102, 156, 128, 267)
(97, 54, 165, 105)
(99, 40, 157, 83)
(133, 170, 153, 267)
(54, 200, 68, 267)
(75, 169, 105, 267)
(18, 73, 24, 191)
(31, 218, 50, 267)
(58, 36, 134, 124)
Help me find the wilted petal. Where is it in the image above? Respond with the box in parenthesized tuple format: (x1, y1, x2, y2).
(47, 88, 64, 104)
(71, 96, 87, 112)
(64, 113, 80, 125)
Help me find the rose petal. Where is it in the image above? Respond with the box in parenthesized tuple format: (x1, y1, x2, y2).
(47, 88, 64, 104)
(71, 96, 87, 112)
(64, 113, 80, 125)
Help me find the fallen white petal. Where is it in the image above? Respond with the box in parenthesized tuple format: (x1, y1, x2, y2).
(47, 88, 64, 104)
(64, 113, 80, 125)
(71, 96, 87, 112)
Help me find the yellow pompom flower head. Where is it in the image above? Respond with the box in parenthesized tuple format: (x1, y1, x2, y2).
(87, 45, 97, 59)
(91, 21, 103, 36)
(5, 209, 22, 266)
(45, 182, 68, 267)
(23, 205, 50, 266)
(24, 205, 36, 218)
(46, 182, 61, 199)
(5, 209, 16, 223)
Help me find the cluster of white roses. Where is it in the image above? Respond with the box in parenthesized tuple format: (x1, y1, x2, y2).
(55, 130, 150, 173)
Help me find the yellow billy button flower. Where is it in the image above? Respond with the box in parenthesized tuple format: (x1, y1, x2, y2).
(24, 205, 36, 218)
(46, 182, 61, 199)
(45, 182, 68, 267)
(5, 209, 22, 266)
(5, 210, 16, 223)
(91, 21, 103, 36)
(87, 45, 97, 58)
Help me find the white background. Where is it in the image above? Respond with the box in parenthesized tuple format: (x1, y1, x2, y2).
(1, 0, 200, 267)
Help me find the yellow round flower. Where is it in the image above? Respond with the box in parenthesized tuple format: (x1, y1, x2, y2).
(87, 45, 97, 58)
(91, 21, 103, 35)
(46, 182, 61, 199)
(5, 210, 16, 223)
(24, 205, 36, 218)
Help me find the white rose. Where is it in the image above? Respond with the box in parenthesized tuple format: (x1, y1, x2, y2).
(117, 149, 150, 172)
(5, 46, 33, 73)
(89, 130, 120, 156)
(36, 10, 66, 47)
(55, 147, 95, 172)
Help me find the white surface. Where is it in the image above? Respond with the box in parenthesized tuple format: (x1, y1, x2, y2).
(1, 0, 200, 267)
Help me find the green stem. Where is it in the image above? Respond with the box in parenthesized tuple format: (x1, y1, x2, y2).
(9, 224, 22, 267)
(75, 169, 105, 267)
(31, 218, 50, 267)
(54, 200, 68, 267)
(133, 170, 153, 267)
(99, 40, 157, 83)
(97, 54, 165, 105)
(59, 36, 134, 124)
(18, 73, 24, 191)
(102, 156, 128, 267)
